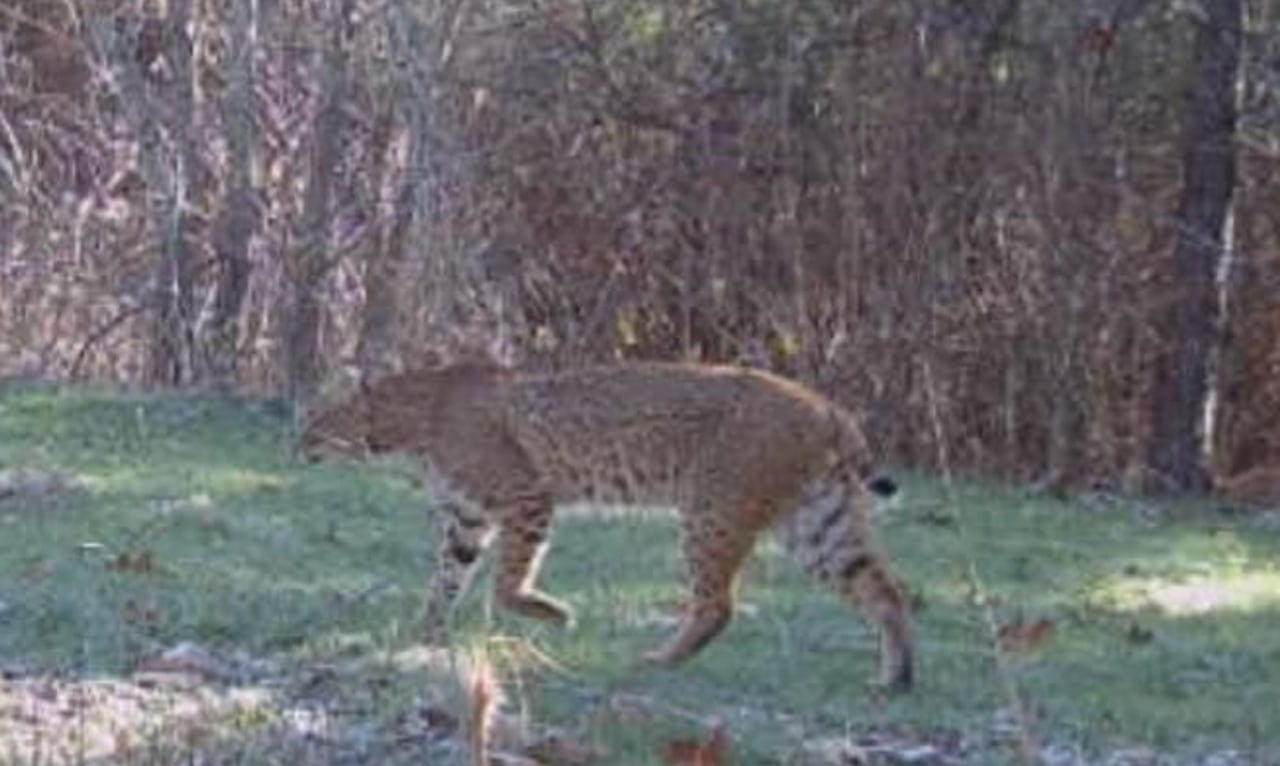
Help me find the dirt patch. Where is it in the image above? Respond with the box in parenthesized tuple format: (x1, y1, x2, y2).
(0, 467, 85, 513)
(0, 645, 520, 766)
(0, 673, 271, 764)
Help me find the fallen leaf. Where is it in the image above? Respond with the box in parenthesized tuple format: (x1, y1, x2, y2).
(661, 722, 730, 766)
(109, 551, 159, 576)
(997, 617, 1055, 654)
(121, 598, 162, 626)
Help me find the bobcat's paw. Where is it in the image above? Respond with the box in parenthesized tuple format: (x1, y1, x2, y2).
(639, 646, 679, 667)
(867, 670, 913, 696)
(499, 590, 575, 627)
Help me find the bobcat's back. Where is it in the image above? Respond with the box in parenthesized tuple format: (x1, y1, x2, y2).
(501, 363, 867, 511)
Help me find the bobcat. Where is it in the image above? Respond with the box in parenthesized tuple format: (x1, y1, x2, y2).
(300, 360, 913, 690)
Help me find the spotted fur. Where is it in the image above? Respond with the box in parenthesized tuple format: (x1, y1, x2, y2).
(300, 360, 913, 690)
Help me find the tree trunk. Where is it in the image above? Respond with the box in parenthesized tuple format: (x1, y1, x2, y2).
(283, 0, 354, 401)
(161, 0, 199, 387)
(354, 106, 406, 376)
(1145, 0, 1242, 492)
(352, 0, 470, 376)
(98, 3, 199, 386)
(201, 0, 258, 388)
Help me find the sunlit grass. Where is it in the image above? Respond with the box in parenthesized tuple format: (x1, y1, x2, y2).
(196, 467, 296, 494)
(1095, 569, 1280, 616)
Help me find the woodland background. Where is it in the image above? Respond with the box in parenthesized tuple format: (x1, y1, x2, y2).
(2, 0, 1278, 494)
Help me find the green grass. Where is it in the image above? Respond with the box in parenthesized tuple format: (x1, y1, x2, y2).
(1, 380, 1277, 764)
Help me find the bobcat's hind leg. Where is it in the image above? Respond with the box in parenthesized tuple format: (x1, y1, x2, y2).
(492, 493, 574, 626)
(643, 509, 755, 666)
(422, 498, 493, 645)
(840, 554, 913, 691)
(784, 480, 913, 691)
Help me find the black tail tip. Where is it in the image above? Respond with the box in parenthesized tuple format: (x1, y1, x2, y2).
(867, 475, 898, 498)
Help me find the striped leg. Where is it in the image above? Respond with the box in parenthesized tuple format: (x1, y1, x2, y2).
(492, 493, 573, 625)
(839, 551, 913, 691)
(783, 479, 913, 691)
(644, 505, 754, 666)
(422, 498, 493, 645)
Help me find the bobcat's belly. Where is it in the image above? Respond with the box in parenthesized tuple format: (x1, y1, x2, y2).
(543, 451, 687, 508)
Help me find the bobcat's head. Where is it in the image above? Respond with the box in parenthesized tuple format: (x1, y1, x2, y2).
(297, 379, 377, 462)
(298, 354, 510, 463)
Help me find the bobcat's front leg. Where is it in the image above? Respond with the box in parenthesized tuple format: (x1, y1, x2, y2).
(422, 498, 493, 645)
(492, 492, 574, 626)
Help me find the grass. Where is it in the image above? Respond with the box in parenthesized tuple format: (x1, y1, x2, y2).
(1, 379, 1278, 764)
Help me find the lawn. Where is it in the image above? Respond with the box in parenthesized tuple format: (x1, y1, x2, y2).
(1, 380, 1277, 765)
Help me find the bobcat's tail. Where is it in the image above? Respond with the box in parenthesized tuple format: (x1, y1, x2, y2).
(866, 474, 898, 498)
(824, 407, 896, 499)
